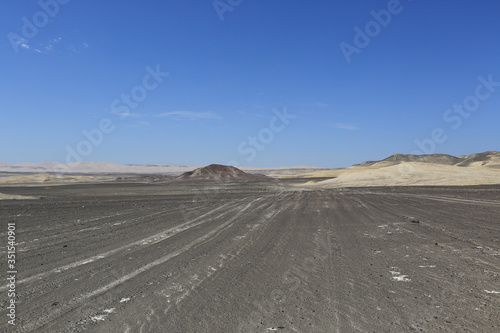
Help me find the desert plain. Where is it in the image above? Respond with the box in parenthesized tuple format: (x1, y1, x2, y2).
(1, 153, 499, 332)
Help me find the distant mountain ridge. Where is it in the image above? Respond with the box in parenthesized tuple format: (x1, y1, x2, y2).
(0, 162, 199, 175)
(0, 162, 324, 176)
(353, 151, 500, 169)
(308, 150, 500, 188)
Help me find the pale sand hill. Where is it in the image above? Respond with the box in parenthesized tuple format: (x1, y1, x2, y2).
(272, 168, 346, 178)
(0, 174, 117, 186)
(463, 156, 500, 168)
(281, 151, 500, 179)
(0, 193, 39, 200)
(275, 161, 400, 178)
(456, 151, 500, 168)
(311, 162, 500, 188)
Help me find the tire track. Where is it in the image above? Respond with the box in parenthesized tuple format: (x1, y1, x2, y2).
(0, 200, 243, 293)
(26, 197, 264, 333)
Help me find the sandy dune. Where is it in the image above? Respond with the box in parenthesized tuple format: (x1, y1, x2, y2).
(313, 162, 500, 188)
(277, 151, 500, 187)
(0, 192, 40, 200)
(0, 174, 118, 186)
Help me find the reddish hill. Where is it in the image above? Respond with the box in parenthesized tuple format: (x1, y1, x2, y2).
(177, 164, 269, 181)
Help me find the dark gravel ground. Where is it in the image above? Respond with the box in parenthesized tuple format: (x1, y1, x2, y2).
(1, 182, 499, 332)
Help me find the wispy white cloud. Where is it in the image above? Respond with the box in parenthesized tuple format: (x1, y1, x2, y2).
(17, 37, 63, 54)
(69, 41, 90, 54)
(332, 122, 359, 131)
(24, 37, 63, 54)
(156, 111, 222, 120)
(110, 111, 144, 118)
(43, 37, 62, 53)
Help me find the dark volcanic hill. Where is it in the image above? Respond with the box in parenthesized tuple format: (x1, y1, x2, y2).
(177, 164, 269, 181)
(382, 153, 461, 165)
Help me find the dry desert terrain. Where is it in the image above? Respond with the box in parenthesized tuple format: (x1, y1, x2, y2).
(1, 178, 499, 332)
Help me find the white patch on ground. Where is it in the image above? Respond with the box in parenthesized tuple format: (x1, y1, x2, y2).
(485, 290, 500, 294)
(392, 275, 411, 282)
(90, 315, 106, 322)
(120, 297, 131, 303)
(418, 265, 436, 268)
(77, 226, 100, 232)
(157, 290, 172, 302)
(378, 224, 389, 228)
(390, 269, 411, 282)
(89, 308, 115, 323)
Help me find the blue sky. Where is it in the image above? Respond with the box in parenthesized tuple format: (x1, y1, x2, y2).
(1, 0, 499, 168)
